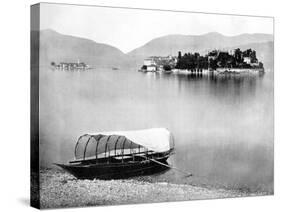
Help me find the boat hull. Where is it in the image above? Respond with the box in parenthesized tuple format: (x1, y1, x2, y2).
(55, 157, 170, 180)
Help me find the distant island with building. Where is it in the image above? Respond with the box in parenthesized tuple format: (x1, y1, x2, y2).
(51, 60, 91, 71)
(139, 48, 264, 73)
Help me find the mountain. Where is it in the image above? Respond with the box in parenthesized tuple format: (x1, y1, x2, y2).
(39, 29, 133, 68)
(37, 30, 273, 70)
(128, 32, 273, 68)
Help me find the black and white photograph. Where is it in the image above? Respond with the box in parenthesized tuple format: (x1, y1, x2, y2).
(30, 2, 274, 209)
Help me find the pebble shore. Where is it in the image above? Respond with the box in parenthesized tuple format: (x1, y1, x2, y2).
(40, 168, 268, 209)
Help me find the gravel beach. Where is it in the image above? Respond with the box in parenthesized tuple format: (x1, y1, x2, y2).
(39, 168, 269, 209)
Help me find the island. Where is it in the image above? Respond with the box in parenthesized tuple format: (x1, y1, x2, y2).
(139, 48, 264, 73)
(51, 60, 91, 71)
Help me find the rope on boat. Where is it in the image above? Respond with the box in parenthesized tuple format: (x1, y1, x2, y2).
(138, 155, 192, 178)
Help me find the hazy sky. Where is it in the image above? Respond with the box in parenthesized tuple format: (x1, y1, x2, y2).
(40, 3, 273, 53)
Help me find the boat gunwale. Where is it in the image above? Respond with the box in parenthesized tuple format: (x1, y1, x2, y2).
(65, 154, 171, 168)
(69, 148, 174, 164)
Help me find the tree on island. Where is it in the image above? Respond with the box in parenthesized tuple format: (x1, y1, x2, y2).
(163, 64, 172, 71)
(209, 59, 218, 70)
(176, 52, 208, 70)
(197, 56, 209, 70)
(141, 65, 147, 70)
(178, 51, 182, 60)
(175, 48, 263, 70)
(234, 48, 243, 65)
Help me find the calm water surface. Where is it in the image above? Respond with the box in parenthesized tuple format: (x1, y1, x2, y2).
(40, 68, 274, 193)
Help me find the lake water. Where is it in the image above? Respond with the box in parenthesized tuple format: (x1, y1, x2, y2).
(39, 68, 274, 193)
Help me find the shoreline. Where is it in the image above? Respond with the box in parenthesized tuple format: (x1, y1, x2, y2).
(139, 68, 265, 74)
(39, 168, 271, 209)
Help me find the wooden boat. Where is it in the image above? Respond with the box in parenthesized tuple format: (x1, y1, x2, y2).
(55, 128, 175, 180)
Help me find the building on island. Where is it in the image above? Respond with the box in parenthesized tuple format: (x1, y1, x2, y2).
(207, 50, 219, 61)
(144, 58, 157, 66)
(141, 55, 177, 72)
(146, 65, 157, 71)
(243, 57, 251, 64)
(51, 59, 89, 71)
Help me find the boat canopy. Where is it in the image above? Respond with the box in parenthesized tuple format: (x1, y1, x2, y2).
(74, 128, 174, 160)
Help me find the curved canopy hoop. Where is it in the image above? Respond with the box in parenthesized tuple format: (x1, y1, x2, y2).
(83, 135, 93, 160)
(104, 135, 112, 157)
(114, 136, 122, 156)
(74, 134, 91, 159)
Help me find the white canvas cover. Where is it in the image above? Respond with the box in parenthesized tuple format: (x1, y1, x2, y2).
(90, 128, 174, 152)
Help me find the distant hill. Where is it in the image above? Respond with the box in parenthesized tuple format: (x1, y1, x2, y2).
(39, 29, 133, 69)
(37, 30, 273, 70)
(128, 32, 273, 68)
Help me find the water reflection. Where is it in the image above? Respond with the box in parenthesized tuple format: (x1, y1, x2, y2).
(137, 70, 272, 193)
(144, 71, 266, 99)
